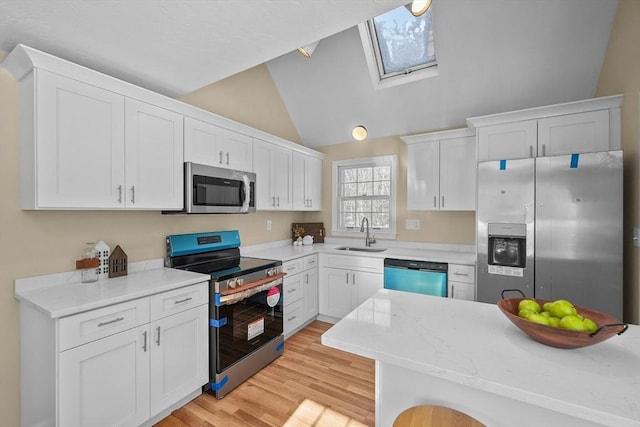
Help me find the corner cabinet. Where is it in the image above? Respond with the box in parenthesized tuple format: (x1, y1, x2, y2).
(319, 253, 383, 320)
(403, 128, 476, 211)
(22, 281, 209, 427)
(184, 116, 253, 172)
(468, 95, 623, 162)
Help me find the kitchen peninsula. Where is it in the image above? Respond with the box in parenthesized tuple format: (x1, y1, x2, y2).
(321, 289, 640, 427)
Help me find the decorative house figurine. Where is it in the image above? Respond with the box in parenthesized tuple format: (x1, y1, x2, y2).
(94, 240, 111, 279)
(108, 245, 128, 278)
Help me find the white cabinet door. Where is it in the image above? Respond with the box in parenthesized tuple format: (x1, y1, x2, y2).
(253, 139, 292, 210)
(149, 305, 208, 416)
(293, 153, 323, 211)
(222, 129, 253, 172)
(292, 152, 307, 210)
(58, 326, 150, 427)
(184, 117, 224, 167)
(35, 69, 125, 209)
(407, 141, 440, 210)
(125, 98, 184, 209)
(353, 271, 383, 308)
(303, 266, 319, 322)
(537, 110, 610, 156)
(439, 136, 476, 211)
(320, 267, 353, 319)
(448, 281, 475, 301)
(306, 155, 323, 211)
(477, 120, 538, 161)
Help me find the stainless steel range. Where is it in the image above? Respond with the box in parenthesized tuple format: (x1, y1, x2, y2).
(166, 230, 284, 398)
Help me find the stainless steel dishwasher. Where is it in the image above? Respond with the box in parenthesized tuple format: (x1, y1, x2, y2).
(383, 258, 448, 297)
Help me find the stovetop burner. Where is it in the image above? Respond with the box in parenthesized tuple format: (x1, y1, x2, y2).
(208, 256, 281, 281)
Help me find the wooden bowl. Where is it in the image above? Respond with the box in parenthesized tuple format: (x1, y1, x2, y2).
(497, 298, 627, 349)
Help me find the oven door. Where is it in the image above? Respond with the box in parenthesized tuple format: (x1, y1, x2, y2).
(212, 282, 283, 372)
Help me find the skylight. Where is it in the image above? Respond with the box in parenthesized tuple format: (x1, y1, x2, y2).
(359, 3, 437, 89)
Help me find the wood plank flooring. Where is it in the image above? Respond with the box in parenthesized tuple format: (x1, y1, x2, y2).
(154, 321, 375, 427)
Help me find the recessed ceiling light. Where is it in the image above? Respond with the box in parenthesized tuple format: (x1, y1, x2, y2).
(352, 126, 368, 141)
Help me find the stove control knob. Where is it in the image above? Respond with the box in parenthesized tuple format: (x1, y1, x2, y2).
(228, 279, 237, 288)
(272, 267, 280, 275)
(267, 269, 274, 277)
(236, 278, 244, 287)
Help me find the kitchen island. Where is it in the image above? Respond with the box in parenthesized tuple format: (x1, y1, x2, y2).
(321, 289, 640, 427)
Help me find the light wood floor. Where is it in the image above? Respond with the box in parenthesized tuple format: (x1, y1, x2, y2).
(155, 321, 375, 427)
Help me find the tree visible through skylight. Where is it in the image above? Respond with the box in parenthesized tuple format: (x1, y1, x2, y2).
(369, 5, 436, 79)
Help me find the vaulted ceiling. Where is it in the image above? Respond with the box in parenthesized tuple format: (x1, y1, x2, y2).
(0, 0, 618, 148)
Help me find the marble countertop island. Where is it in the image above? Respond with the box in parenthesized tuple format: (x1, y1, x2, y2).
(322, 289, 640, 427)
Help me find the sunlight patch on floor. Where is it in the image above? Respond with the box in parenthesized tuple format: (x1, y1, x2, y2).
(283, 398, 368, 427)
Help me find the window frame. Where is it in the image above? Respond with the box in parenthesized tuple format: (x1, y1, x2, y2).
(331, 155, 398, 239)
(357, 6, 438, 90)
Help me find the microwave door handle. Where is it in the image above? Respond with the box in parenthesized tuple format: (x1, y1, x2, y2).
(241, 174, 250, 212)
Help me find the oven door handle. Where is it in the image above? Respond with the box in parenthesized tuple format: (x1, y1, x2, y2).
(218, 274, 285, 306)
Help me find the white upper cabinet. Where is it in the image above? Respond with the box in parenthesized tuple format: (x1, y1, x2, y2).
(253, 138, 292, 210)
(184, 117, 253, 172)
(292, 151, 323, 211)
(469, 95, 623, 162)
(404, 129, 476, 211)
(125, 99, 184, 210)
(477, 120, 538, 161)
(33, 70, 127, 209)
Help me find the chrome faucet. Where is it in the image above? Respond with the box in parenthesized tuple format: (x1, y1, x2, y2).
(360, 217, 376, 247)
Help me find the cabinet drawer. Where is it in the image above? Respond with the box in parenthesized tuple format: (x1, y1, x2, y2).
(324, 254, 383, 273)
(448, 264, 475, 284)
(283, 258, 303, 276)
(283, 276, 303, 304)
(59, 298, 150, 351)
(150, 281, 208, 321)
(284, 298, 304, 335)
(303, 254, 318, 270)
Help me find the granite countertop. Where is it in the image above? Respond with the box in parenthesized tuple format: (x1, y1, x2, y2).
(242, 241, 476, 265)
(321, 289, 640, 427)
(15, 267, 210, 318)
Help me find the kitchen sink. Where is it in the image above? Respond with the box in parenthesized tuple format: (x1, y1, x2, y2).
(335, 246, 387, 253)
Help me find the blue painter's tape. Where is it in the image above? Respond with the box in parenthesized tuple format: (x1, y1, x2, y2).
(214, 293, 221, 307)
(210, 317, 227, 328)
(570, 153, 579, 168)
(211, 376, 228, 391)
(276, 341, 285, 353)
(499, 159, 506, 170)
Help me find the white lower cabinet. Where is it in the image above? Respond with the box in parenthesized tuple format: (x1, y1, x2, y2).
(448, 264, 475, 301)
(283, 254, 319, 336)
(319, 254, 383, 319)
(24, 281, 208, 427)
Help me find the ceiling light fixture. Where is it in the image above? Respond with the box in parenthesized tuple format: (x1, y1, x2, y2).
(297, 41, 319, 58)
(405, 0, 432, 17)
(352, 125, 368, 142)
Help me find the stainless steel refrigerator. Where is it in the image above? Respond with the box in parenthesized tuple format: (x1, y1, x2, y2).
(476, 150, 623, 319)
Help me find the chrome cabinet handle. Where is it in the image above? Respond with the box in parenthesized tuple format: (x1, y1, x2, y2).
(542, 144, 546, 157)
(287, 288, 295, 293)
(441, 195, 445, 208)
(346, 273, 349, 284)
(98, 317, 124, 327)
(156, 326, 161, 346)
(453, 272, 469, 277)
(277, 196, 280, 207)
(272, 196, 276, 207)
(305, 273, 309, 284)
(288, 315, 297, 322)
(130, 186, 135, 204)
(219, 150, 223, 164)
(117, 185, 123, 204)
(433, 196, 437, 208)
(142, 331, 148, 352)
(451, 285, 455, 298)
(226, 152, 230, 165)
(352, 273, 356, 285)
(174, 297, 193, 304)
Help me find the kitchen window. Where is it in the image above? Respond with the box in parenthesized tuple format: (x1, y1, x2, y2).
(358, 3, 437, 90)
(332, 155, 397, 238)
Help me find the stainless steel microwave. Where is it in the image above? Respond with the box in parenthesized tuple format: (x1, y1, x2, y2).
(184, 162, 256, 214)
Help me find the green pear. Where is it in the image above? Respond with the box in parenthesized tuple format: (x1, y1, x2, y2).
(518, 299, 541, 313)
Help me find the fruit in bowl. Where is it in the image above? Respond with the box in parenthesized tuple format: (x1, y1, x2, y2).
(498, 296, 627, 349)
